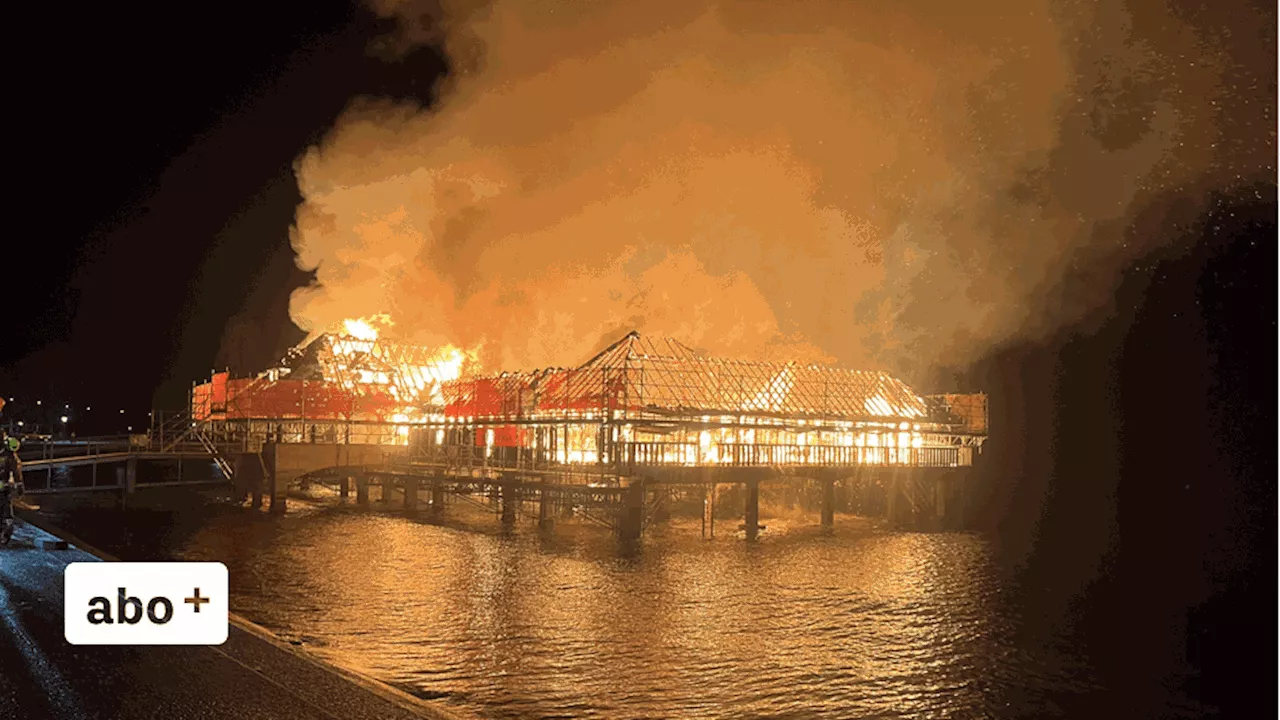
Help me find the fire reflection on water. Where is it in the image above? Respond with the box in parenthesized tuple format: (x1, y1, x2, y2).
(114, 504, 1098, 719)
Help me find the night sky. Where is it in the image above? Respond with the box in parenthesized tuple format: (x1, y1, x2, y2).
(967, 190, 1276, 717)
(4, 2, 1272, 426)
(5, 1, 445, 428)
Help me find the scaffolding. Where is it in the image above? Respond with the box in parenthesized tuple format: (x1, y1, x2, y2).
(189, 333, 453, 450)
(441, 333, 933, 421)
(190, 331, 987, 470)
(431, 332, 985, 470)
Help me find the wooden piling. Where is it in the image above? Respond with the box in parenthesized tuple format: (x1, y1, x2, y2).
(702, 482, 716, 539)
(118, 458, 138, 509)
(618, 479, 645, 542)
(404, 477, 419, 511)
(268, 463, 286, 514)
(821, 476, 835, 528)
(501, 483, 517, 524)
(886, 470, 899, 527)
(538, 488, 553, 530)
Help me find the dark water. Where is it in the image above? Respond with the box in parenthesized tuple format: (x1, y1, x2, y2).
(34, 480, 1167, 720)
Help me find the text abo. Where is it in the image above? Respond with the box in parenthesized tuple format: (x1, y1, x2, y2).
(64, 562, 228, 645)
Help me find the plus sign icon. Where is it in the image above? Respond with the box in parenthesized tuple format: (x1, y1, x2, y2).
(64, 562, 228, 645)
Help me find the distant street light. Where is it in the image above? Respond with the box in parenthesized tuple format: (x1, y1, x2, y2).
(16, 421, 23, 427)
(119, 409, 125, 414)
(60, 416, 68, 423)
(36, 400, 41, 406)
(127, 426, 133, 432)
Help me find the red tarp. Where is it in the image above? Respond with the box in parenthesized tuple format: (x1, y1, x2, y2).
(191, 378, 401, 421)
(210, 372, 228, 412)
(192, 384, 213, 420)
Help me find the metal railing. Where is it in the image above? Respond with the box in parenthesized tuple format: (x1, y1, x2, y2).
(378, 440, 969, 471)
(190, 426, 234, 479)
(621, 442, 967, 467)
(17, 437, 133, 464)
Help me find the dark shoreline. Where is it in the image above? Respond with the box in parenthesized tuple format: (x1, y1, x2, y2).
(6, 508, 470, 720)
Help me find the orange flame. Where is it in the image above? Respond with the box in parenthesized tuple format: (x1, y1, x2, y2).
(335, 316, 479, 405)
(343, 318, 380, 341)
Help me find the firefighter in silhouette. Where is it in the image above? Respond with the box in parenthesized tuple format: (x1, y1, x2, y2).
(0, 432, 24, 546)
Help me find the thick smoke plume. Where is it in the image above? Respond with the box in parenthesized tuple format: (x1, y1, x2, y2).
(289, 0, 1273, 380)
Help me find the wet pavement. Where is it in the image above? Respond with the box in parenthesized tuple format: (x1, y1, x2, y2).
(0, 518, 466, 720)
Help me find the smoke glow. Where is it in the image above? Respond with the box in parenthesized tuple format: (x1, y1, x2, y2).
(287, 0, 1273, 378)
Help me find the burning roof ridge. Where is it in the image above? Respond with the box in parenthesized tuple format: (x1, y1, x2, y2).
(575, 332, 903, 380)
(434, 332, 913, 394)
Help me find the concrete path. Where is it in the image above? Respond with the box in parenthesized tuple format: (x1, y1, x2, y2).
(0, 519, 467, 720)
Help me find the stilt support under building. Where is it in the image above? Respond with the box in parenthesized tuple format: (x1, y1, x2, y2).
(501, 484, 517, 524)
(404, 477, 419, 511)
(268, 467, 286, 514)
(702, 482, 716, 539)
(744, 477, 760, 541)
(618, 479, 645, 543)
(119, 457, 137, 509)
(886, 470, 900, 526)
(538, 490, 553, 530)
(821, 477, 835, 528)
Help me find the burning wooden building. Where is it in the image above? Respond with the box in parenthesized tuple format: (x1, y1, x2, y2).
(189, 329, 987, 532)
(190, 330, 466, 446)
(427, 332, 985, 472)
(190, 330, 986, 472)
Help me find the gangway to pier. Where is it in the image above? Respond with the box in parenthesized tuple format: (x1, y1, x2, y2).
(14, 414, 237, 497)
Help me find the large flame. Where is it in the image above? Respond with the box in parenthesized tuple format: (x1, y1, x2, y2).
(332, 316, 478, 406)
(287, 0, 1270, 381)
(343, 318, 380, 341)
